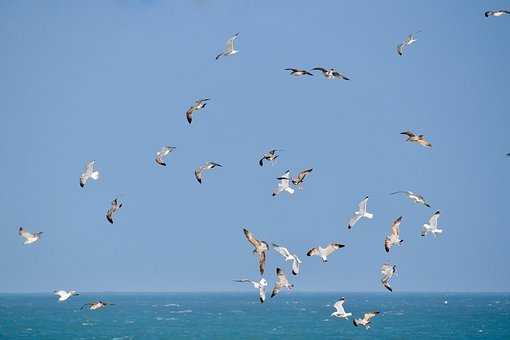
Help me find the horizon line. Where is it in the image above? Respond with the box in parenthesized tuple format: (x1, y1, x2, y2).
(1, 290, 509, 294)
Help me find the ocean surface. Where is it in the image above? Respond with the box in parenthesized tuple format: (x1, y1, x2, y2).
(0, 292, 509, 339)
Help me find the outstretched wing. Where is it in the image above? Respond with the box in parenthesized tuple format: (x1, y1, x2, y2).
(324, 243, 345, 256)
(391, 216, 402, 237)
(363, 311, 380, 322)
(272, 243, 291, 259)
(428, 211, 440, 228)
(243, 228, 261, 249)
(306, 247, 319, 257)
(334, 299, 346, 314)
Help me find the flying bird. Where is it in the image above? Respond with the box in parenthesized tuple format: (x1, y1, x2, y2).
(353, 311, 380, 329)
(106, 198, 123, 224)
(271, 267, 294, 298)
(384, 216, 404, 253)
(243, 228, 269, 275)
(348, 196, 374, 229)
(422, 211, 443, 237)
(186, 98, 210, 124)
(285, 68, 313, 77)
(307, 243, 345, 262)
(54, 290, 79, 302)
(311, 67, 350, 80)
(390, 191, 431, 208)
(234, 278, 267, 303)
(155, 146, 176, 166)
(272, 170, 295, 197)
(259, 149, 280, 167)
(18, 227, 42, 245)
(485, 10, 510, 17)
(292, 168, 313, 188)
(80, 160, 100, 188)
(400, 130, 432, 148)
(272, 243, 302, 275)
(194, 161, 222, 184)
(397, 32, 419, 56)
(215, 33, 239, 60)
(331, 297, 352, 319)
(81, 301, 114, 311)
(381, 263, 397, 292)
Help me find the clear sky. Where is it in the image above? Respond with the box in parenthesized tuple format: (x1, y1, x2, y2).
(1, 0, 509, 293)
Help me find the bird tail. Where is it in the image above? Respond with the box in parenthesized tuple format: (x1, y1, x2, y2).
(91, 171, 100, 180)
(364, 212, 373, 219)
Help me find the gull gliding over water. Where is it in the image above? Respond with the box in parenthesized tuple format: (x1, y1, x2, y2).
(381, 263, 397, 292)
(272, 243, 302, 275)
(400, 130, 432, 148)
(186, 99, 210, 124)
(307, 243, 345, 262)
(391, 191, 431, 208)
(155, 146, 176, 166)
(106, 198, 123, 224)
(243, 228, 269, 275)
(384, 216, 404, 253)
(348, 196, 373, 229)
(80, 160, 100, 188)
(485, 10, 510, 17)
(272, 170, 295, 197)
(331, 297, 352, 319)
(353, 311, 380, 329)
(311, 67, 350, 80)
(271, 267, 294, 298)
(285, 68, 313, 77)
(397, 32, 419, 56)
(81, 301, 114, 311)
(54, 290, 79, 302)
(234, 278, 267, 303)
(18, 227, 42, 245)
(194, 161, 222, 184)
(422, 211, 443, 237)
(215, 33, 239, 60)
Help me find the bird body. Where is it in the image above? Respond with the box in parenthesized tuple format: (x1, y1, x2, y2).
(292, 168, 313, 188)
(400, 131, 432, 148)
(272, 243, 302, 275)
(234, 278, 267, 303)
(397, 32, 419, 56)
(194, 161, 222, 184)
(485, 10, 510, 17)
(348, 196, 373, 229)
(381, 264, 397, 292)
(312, 67, 350, 80)
(216, 33, 239, 60)
(54, 290, 79, 302)
(80, 160, 100, 188)
(243, 228, 269, 275)
(331, 297, 352, 319)
(186, 99, 210, 124)
(391, 191, 430, 207)
(155, 146, 176, 166)
(18, 227, 42, 245)
(272, 170, 295, 196)
(422, 211, 443, 237)
(259, 149, 280, 166)
(106, 198, 123, 224)
(81, 301, 114, 311)
(271, 267, 294, 298)
(353, 311, 380, 329)
(307, 243, 345, 262)
(385, 216, 404, 253)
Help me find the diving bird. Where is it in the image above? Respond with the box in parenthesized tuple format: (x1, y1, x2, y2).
(79, 160, 100, 188)
(397, 32, 419, 56)
(271, 267, 294, 298)
(306, 243, 345, 262)
(272, 243, 302, 275)
(421, 211, 443, 237)
(259, 149, 280, 167)
(485, 10, 510, 17)
(285, 68, 313, 77)
(81, 301, 114, 311)
(186, 98, 210, 124)
(243, 228, 269, 275)
(54, 290, 79, 302)
(194, 161, 222, 184)
(381, 263, 397, 292)
(155, 146, 176, 166)
(272, 170, 295, 197)
(106, 198, 123, 224)
(233, 278, 267, 303)
(390, 191, 431, 208)
(400, 130, 432, 148)
(384, 216, 404, 253)
(353, 311, 380, 329)
(18, 227, 42, 245)
(331, 297, 352, 319)
(215, 33, 239, 60)
(311, 67, 350, 80)
(347, 196, 373, 229)
(292, 168, 313, 188)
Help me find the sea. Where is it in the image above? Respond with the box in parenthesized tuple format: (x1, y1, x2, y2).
(0, 292, 508, 339)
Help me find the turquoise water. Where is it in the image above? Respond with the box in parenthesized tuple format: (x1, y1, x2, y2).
(0, 293, 509, 339)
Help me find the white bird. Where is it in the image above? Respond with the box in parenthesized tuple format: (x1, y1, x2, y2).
(306, 243, 345, 262)
(381, 263, 397, 292)
(272, 243, 302, 275)
(384, 216, 404, 253)
(54, 290, 79, 302)
(233, 278, 267, 303)
(194, 161, 222, 184)
(186, 99, 210, 124)
(155, 146, 176, 166)
(272, 170, 295, 197)
(284, 68, 313, 77)
(215, 33, 239, 60)
(485, 10, 510, 17)
(79, 160, 100, 188)
(347, 196, 374, 229)
(422, 210, 443, 237)
(106, 198, 123, 224)
(243, 228, 269, 275)
(18, 227, 42, 245)
(331, 297, 352, 319)
(312, 67, 350, 80)
(397, 32, 419, 56)
(270, 267, 294, 298)
(81, 301, 114, 311)
(390, 191, 431, 208)
(353, 311, 380, 329)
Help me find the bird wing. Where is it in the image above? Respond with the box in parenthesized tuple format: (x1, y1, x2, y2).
(272, 243, 291, 259)
(348, 213, 362, 228)
(186, 107, 194, 124)
(391, 216, 402, 237)
(306, 247, 319, 257)
(334, 299, 346, 314)
(357, 196, 368, 213)
(324, 243, 344, 256)
(243, 228, 261, 249)
(18, 228, 34, 240)
(225, 33, 239, 52)
(428, 211, 440, 228)
(84, 160, 95, 174)
(292, 257, 300, 275)
(363, 311, 380, 322)
(400, 130, 416, 138)
(258, 251, 266, 275)
(381, 264, 394, 282)
(397, 43, 405, 55)
(312, 67, 327, 73)
(194, 167, 204, 183)
(275, 267, 289, 289)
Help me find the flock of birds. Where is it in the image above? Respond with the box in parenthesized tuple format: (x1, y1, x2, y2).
(15, 8, 509, 330)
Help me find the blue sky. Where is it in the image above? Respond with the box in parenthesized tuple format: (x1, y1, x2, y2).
(0, 0, 509, 293)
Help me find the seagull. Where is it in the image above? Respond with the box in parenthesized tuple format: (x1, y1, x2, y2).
(272, 243, 302, 275)
(381, 263, 397, 292)
(485, 10, 510, 17)
(54, 290, 79, 302)
(80, 160, 100, 188)
(331, 297, 352, 319)
(397, 32, 419, 56)
(421, 211, 443, 237)
(186, 98, 210, 124)
(215, 33, 239, 60)
(272, 170, 295, 196)
(285, 68, 313, 77)
(106, 198, 123, 224)
(292, 168, 313, 188)
(259, 149, 280, 167)
(233, 278, 267, 303)
(194, 161, 222, 184)
(347, 196, 374, 229)
(311, 67, 350, 80)
(81, 301, 114, 311)
(155, 146, 176, 166)
(384, 216, 404, 253)
(306, 243, 345, 262)
(390, 191, 431, 208)
(271, 267, 294, 298)
(18, 227, 42, 245)
(243, 228, 269, 275)
(400, 130, 432, 148)
(353, 311, 380, 329)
